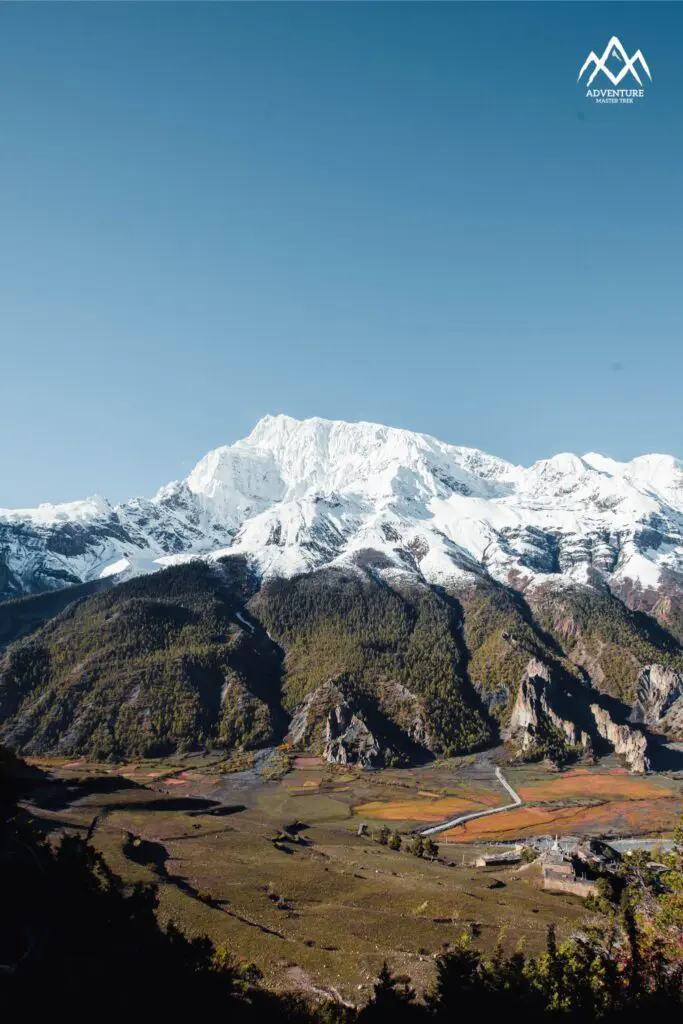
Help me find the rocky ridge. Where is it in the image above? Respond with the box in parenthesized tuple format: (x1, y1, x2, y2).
(630, 664, 683, 736)
(504, 658, 650, 773)
(2, 416, 682, 620)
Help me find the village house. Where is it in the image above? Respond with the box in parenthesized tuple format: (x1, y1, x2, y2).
(540, 842, 597, 897)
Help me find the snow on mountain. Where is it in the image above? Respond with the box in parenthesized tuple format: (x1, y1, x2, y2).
(1, 414, 682, 600)
(0, 495, 113, 526)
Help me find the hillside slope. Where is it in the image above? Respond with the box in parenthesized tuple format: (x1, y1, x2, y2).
(0, 559, 285, 760)
(250, 568, 492, 760)
(0, 560, 494, 763)
(2, 555, 682, 770)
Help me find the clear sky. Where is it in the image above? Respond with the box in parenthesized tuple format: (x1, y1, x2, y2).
(1, 2, 681, 507)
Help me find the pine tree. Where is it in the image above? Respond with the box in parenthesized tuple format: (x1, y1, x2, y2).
(423, 837, 438, 860)
(358, 962, 417, 1022)
(409, 836, 424, 858)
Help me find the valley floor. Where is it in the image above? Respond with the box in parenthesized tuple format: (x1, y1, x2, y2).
(21, 750, 683, 1002)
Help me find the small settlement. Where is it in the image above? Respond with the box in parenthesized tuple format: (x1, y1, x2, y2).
(473, 836, 620, 896)
(539, 846, 597, 897)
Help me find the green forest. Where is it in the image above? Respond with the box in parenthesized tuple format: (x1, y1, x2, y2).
(251, 568, 492, 757)
(1, 559, 682, 764)
(0, 560, 285, 760)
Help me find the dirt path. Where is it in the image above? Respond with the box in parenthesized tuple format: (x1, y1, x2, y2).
(419, 767, 523, 837)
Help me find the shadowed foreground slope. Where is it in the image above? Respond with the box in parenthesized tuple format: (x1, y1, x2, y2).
(2, 745, 683, 1019)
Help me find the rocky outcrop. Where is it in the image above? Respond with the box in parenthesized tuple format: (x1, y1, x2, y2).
(503, 659, 590, 754)
(630, 665, 683, 726)
(285, 676, 439, 767)
(474, 681, 509, 717)
(286, 681, 384, 766)
(504, 658, 651, 773)
(323, 704, 382, 766)
(589, 704, 650, 774)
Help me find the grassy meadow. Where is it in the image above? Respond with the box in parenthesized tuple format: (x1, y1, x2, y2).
(21, 750, 683, 1001)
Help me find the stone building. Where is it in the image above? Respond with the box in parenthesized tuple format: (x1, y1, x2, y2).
(540, 845, 597, 896)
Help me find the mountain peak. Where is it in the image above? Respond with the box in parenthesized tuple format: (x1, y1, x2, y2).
(1, 415, 681, 601)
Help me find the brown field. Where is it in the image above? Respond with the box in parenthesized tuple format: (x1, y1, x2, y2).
(20, 752, 593, 1002)
(516, 769, 668, 803)
(354, 796, 491, 822)
(351, 767, 675, 831)
(440, 794, 683, 844)
(353, 778, 505, 826)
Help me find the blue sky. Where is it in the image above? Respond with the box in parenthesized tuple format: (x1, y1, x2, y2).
(1, 2, 681, 507)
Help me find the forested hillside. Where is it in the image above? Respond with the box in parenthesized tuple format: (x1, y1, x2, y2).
(1, 557, 682, 765)
(0, 559, 285, 760)
(529, 584, 683, 702)
(251, 569, 492, 757)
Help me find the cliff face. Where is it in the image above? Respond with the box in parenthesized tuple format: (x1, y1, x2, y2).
(589, 704, 650, 773)
(504, 658, 651, 773)
(286, 681, 387, 766)
(503, 659, 590, 752)
(631, 665, 683, 736)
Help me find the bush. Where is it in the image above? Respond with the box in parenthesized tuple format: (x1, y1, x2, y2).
(377, 826, 390, 846)
(423, 838, 439, 859)
(409, 836, 425, 858)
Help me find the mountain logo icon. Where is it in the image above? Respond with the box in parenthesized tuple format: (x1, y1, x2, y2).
(578, 36, 652, 87)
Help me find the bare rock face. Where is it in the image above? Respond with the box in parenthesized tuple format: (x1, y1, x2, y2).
(631, 665, 683, 726)
(323, 703, 381, 766)
(660, 703, 683, 739)
(504, 658, 651, 773)
(589, 704, 650, 773)
(503, 659, 584, 753)
(474, 681, 509, 717)
(286, 681, 340, 749)
(286, 680, 384, 766)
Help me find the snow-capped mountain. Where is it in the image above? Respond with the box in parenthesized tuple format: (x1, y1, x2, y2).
(2, 414, 682, 602)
